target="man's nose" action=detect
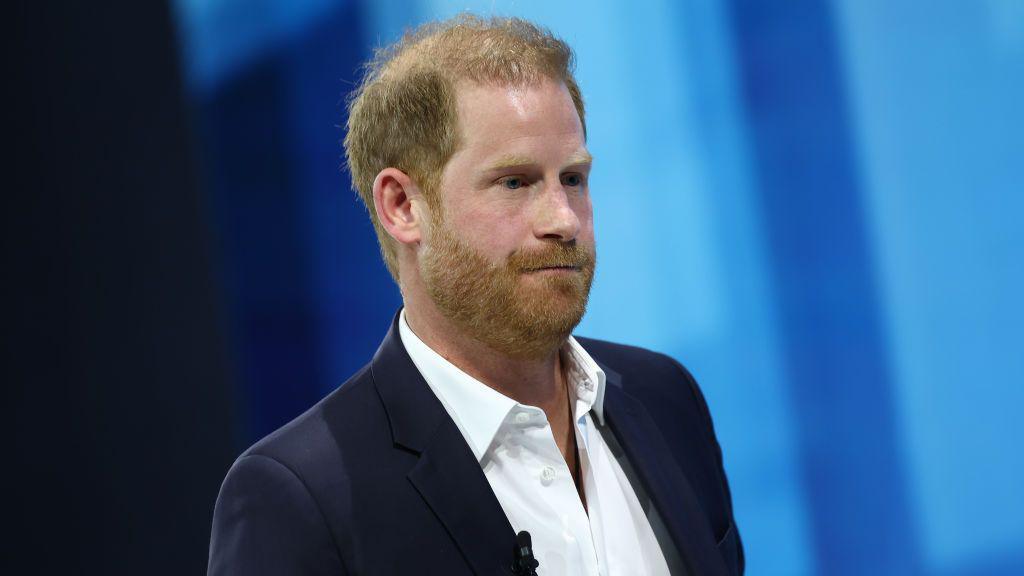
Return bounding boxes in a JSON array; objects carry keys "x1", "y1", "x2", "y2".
[{"x1": 533, "y1": 181, "x2": 582, "y2": 241}]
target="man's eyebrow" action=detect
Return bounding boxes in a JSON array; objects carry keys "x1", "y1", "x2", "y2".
[
  {"x1": 482, "y1": 150, "x2": 594, "y2": 172},
  {"x1": 566, "y1": 150, "x2": 594, "y2": 166},
  {"x1": 483, "y1": 154, "x2": 537, "y2": 172}
]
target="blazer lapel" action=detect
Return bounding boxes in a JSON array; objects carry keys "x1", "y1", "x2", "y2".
[
  {"x1": 407, "y1": 424, "x2": 517, "y2": 576},
  {"x1": 371, "y1": 312, "x2": 516, "y2": 576},
  {"x1": 600, "y1": 365, "x2": 729, "y2": 576}
]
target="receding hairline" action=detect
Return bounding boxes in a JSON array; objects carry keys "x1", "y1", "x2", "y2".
[{"x1": 364, "y1": 15, "x2": 576, "y2": 86}]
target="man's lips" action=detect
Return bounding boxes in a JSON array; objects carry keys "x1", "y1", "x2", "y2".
[{"x1": 523, "y1": 265, "x2": 582, "y2": 273}]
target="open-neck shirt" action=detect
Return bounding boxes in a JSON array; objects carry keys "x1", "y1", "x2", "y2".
[{"x1": 399, "y1": 309, "x2": 670, "y2": 575}]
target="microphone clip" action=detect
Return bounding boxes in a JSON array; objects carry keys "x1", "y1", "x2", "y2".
[{"x1": 511, "y1": 530, "x2": 540, "y2": 576}]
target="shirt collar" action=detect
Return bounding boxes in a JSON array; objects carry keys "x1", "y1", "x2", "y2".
[
  {"x1": 562, "y1": 335, "x2": 607, "y2": 425},
  {"x1": 398, "y1": 309, "x2": 607, "y2": 462}
]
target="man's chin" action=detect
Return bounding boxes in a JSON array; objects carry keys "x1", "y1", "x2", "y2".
[
  {"x1": 438, "y1": 291, "x2": 590, "y2": 360},
  {"x1": 513, "y1": 297, "x2": 588, "y2": 334},
  {"x1": 515, "y1": 270, "x2": 592, "y2": 325}
]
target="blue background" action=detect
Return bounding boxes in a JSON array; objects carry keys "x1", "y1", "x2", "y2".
[{"x1": 172, "y1": 1, "x2": 1024, "y2": 574}]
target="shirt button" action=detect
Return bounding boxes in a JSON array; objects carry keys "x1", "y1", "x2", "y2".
[
  {"x1": 514, "y1": 412, "x2": 530, "y2": 425},
  {"x1": 540, "y1": 466, "x2": 556, "y2": 485}
]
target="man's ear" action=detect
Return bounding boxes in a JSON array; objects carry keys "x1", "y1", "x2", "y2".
[{"x1": 373, "y1": 168, "x2": 427, "y2": 246}]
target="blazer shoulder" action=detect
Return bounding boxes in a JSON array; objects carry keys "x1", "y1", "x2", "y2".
[
  {"x1": 209, "y1": 368, "x2": 382, "y2": 576},
  {"x1": 574, "y1": 336, "x2": 699, "y2": 390},
  {"x1": 236, "y1": 363, "x2": 383, "y2": 477}
]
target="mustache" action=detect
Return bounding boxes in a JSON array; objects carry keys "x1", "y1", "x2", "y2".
[{"x1": 508, "y1": 242, "x2": 596, "y2": 272}]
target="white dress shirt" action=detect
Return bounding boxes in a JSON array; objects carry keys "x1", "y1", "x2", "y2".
[{"x1": 399, "y1": 310, "x2": 671, "y2": 576}]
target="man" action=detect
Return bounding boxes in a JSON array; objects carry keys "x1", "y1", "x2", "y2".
[{"x1": 208, "y1": 15, "x2": 742, "y2": 576}]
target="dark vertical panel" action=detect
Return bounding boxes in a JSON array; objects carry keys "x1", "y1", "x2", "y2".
[
  {"x1": 281, "y1": 5, "x2": 403, "y2": 398},
  {"x1": 10, "y1": 0, "x2": 235, "y2": 573},
  {"x1": 723, "y1": 2, "x2": 920, "y2": 574},
  {"x1": 199, "y1": 62, "x2": 326, "y2": 442},
  {"x1": 196, "y1": 1, "x2": 399, "y2": 444}
]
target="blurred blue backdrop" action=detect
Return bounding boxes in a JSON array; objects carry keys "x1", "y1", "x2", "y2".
[{"x1": 171, "y1": 1, "x2": 1024, "y2": 574}]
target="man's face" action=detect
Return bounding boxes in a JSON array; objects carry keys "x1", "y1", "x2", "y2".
[{"x1": 419, "y1": 78, "x2": 596, "y2": 359}]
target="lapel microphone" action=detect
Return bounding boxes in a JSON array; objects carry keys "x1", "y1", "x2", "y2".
[{"x1": 511, "y1": 531, "x2": 540, "y2": 576}]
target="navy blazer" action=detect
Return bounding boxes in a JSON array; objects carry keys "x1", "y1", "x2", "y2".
[{"x1": 208, "y1": 313, "x2": 743, "y2": 575}]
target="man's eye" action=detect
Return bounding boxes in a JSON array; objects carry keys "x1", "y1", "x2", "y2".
[
  {"x1": 501, "y1": 177, "x2": 524, "y2": 190},
  {"x1": 562, "y1": 174, "x2": 582, "y2": 187}
]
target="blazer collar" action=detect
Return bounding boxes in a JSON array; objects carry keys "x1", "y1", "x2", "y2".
[
  {"x1": 596, "y1": 358, "x2": 730, "y2": 576},
  {"x1": 370, "y1": 311, "x2": 516, "y2": 576}
]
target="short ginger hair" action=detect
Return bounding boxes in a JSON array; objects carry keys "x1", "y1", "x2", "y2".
[{"x1": 343, "y1": 14, "x2": 587, "y2": 282}]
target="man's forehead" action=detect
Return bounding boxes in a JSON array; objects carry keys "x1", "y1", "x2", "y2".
[{"x1": 445, "y1": 79, "x2": 588, "y2": 173}]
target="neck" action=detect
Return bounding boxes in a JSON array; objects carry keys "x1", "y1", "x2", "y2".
[{"x1": 403, "y1": 301, "x2": 568, "y2": 413}]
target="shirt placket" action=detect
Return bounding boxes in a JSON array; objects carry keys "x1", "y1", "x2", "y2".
[{"x1": 523, "y1": 408, "x2": 600, "y2": 576}]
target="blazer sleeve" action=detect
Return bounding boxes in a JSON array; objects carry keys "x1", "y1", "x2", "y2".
[
  {"x1": 207, "y1": 454, "x2": 347, "y2": 576},
  {"x1": 672, "y1": 357, "x2": 745, "y2": 575}
]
